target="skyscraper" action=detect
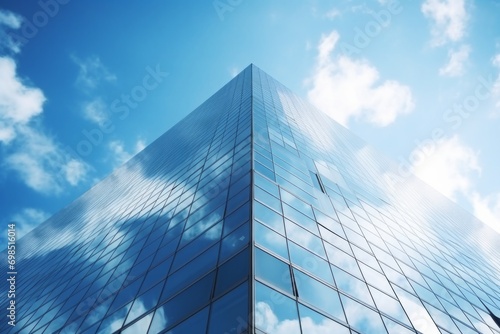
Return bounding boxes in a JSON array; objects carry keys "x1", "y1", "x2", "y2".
[{"x1": 2, "y1": 65, "x2": 499, "y2": 334}]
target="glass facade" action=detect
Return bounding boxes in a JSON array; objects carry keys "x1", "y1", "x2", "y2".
[{"x1": 1, "y1": 64, "x2": 499, "y2": 333}]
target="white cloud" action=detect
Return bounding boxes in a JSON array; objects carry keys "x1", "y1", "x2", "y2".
[
  {"x1": 0, "y1": 57, "x2": 46, "y2": 144},
  {"x1": 439, "y1": 44, "x2": 470, "y2": 77},
  {"x1": 421, "y1": 0, "x2": 468, "y2": 46},
  {"x1": 470, "y1": 192, "x2": 500, "y2": 234},
  {"x1": 11, "y1": 208, "x2": 50, "y2": 239},
  {"x1": 306, "y1": 30, "x2": 414, "y2": 127},
  {"x1": 325, "y1": 8, "x2": 340, "y2": 20},
  {"x1": 0, "y1": 56, "x2": 90, "y2": 194},
  {"x1": 71, "y1": 55, "x2": 116, "y2": 91},
  {"x1": 109, "y1": 139, "x2": 146, "y2": 166},
  {"x1": 0, "y1": 9, "x2": 23, "y2": 53},
  {"x1": 83, "y1": 98, "x2": 108, "y2": 126},
  {"x1": 5, "y1": 126, "x2": 90, "y2": 194},
  {"x1": 63, "y1": 159, "x2": 89, "y2": 186},
  {"x1": 411, "y1": 135, "x2": 480, "y2": 200}
]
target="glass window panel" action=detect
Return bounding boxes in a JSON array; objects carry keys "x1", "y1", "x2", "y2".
[
  {"x1": 340, "y1": 294, "x2": 387, "y2": 333},
  {"x1": 293, "y1": 269, "x2": 344, "y2": 321},
  {"x1": 125, "y1": 282, "x2": 162, "y2": 325},
  {"x1": 319, "y1": 226, "x2": 350, "y2": 253},
  {"x1": 255, "y1": 247, "x2": 293, "y2": 295},
  {"x1": 255, "y1": 186, "x2": 281, "y2": 213},
  {"x1": 309, "y1": 171, "x2": 324, "y2": 192},
  {"x1": 331, "y1": 266, "x2": 374, "y2": 307},
  {"x1": 208, "y1": 282, "x2": 249, "y2": 334},
  {"x1": 359, "y1": 262, "x2": 394, "y2": 297},
  {"x1": 107, "y1": 279, "x2": 142, "y2": 316},
  {"x1": 393, "y1": 285, "x2": 440, "y2": 334},
  {"x1": 285, "y1": 219, "x2": 326, "y2": 259},
  {"x1": 223, "y1": 201, "x2": 250, "y2": 236},
  {"x1": 410, "y1": 281, "x2": 444, "y2": 312},
  {"x1": 226, "y1": 186, "x2": 250, "y2": 215},
  {"x1": 282, "y1": 204, "x2": 318, "y2": 235},
  {"x1": 369, "y1": 286, "x2": 412, "y2": 327},
  {"x1": 214, "y1": 248, "x2": 249, "y2": 298},
  {"x1": 380, "y1": 263, "x2": 413, "y2": 292},
  {"x1": 149, "y1": 306, "x2": 209, "y2": 334},
  {"x1": 289, "y1": 241, "x2": 334, "y2": 285},
  {"x1": 139, "y1": 257, "x2": 172, "y2": 294},
  {"x1": 98, "y1": 300, "x2": 132, "y2": 334},
  {"x1": 161, "y1": 244, "x2": 218, "y2": 302},
  {"x1": 298, "y1": 303, "x2": 350, "y2": 334},
  {"x1": 325, "y1": 243, "x2": 362, "y2": 279},
  {"x1": 171, "y1": 222, "x2": 222, "y2": 272},
  {"x1": 219, "y1": 222, "x2": 249, "y2": 263},
  {"x1": 151, "y1": 240, "x2": 177, "y2": 268},
  {"x1": 254, "y1": 172, "x2": 280, "y2": 198},
  {"x1": 255, "y1": 162, "x2": 275, "y2": 181},
  {"x1": 314, "y1": 210, "x2": 344, "y2": 235},
  {"x1": 382, "y1": 316, "x2": 415, "y2": 334},
  {"x1": 280, "y1": 189, "x2": 314, "y2": 219},
  {"x1": 122, "y1": 312, "x2": 153, "y2": 334},
  {"x1": 255, "y1": 282, "x2": 300, "y2": 334},
  {"x1": 254, "y1": 201, "x2": 284, "y2": 234},
  {"x1": 255, "y1": 151, "x2": 274, "y2": 170},
  {"x1": 344, "y1": 228, "x2": 371, "y2": 252},
  {"x1": 254, "y1": 221, "x2": 289, "y2": 260},
  {"x1": 155, "y1": 272, "x2": 214, "y2": 330},
  {"x1": 180, "y1": 214, "x2": 222, "y2": 246}
]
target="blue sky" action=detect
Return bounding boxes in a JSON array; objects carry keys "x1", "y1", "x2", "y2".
[{"x1": 1, "y1": 0, "x2": 499, "y2": 249}]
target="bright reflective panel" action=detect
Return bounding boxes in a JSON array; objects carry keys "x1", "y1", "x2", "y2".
[
  {"x1": 255, "y1": 281, "x2": 301, "y2": 334},
  {"x1": 293, "y1": 269, "x2": 345, "y2": 322}
]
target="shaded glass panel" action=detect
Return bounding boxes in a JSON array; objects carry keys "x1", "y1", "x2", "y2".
[{"x1": 208, "y1": 282, "x2": 249, "y2": 334}]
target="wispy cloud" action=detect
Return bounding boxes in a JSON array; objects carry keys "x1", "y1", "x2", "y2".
[
  {"x1": 71, "y1": 55, "x2": 116, "y2": 92},
  {"x1": 108, "y1": 139, "x2": 146, "y2": 166},
  {"x1": 421, "y1": 0, "x2": 468, "y2": 46},
  {"x1": 5, "y1": 126, "x2": 90, "y2": 194},
  {"x1": 412, "y1": 135, "x2": 480, "y2": 200},
  {"x1": 83, "y1": 98, "x2": 108, "y2": 126},
  {"x1": 439, "y1": 44, "x2": 470, "y2": 77},
  {"x1": 324, "y1": 8, "x2": 341, "y2": 20},
  {"x1": 0, "y1": 57, "x2": 45, "y2": 143},
  {"x1": 306, "y1": 30, "x2": 414, "y2": 127},
  {"x1": 0, "y1": 56, "x2": 89, "y2": 194},
  {"x1": 0, "y1": 9, "x2": 23, "y2": 53}
]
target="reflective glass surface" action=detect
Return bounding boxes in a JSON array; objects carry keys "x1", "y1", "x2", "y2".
[
  {"x1": 250, "y1": 65, "x2": 500, "y2": 334},
  {"x1": 0, "y1": 66, "x2": 252, "y2": 333},
  {"x1": 1, "y1": 65, "x2": 499, "y2": 334}
]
